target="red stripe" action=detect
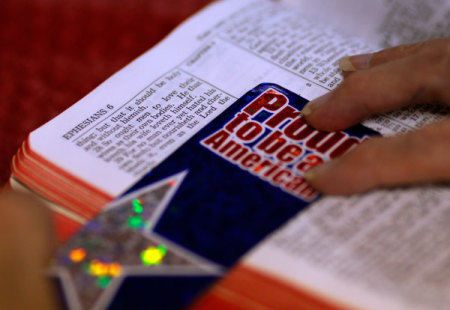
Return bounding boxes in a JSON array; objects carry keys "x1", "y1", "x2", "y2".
[{"x1": 11, "y1": 138, "x2": 115, "y2": 239}]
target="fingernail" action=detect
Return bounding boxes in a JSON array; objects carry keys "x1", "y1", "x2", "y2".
[
  {"x1": 339, "y1": 56, "x2": 356, "y2": 71},
  {"x1": 340, "y1": 53, "x2": 372, "y2": 71},
  {"x1": 302, "y1": 92, "x2": 332, "y2": 116},
  {"x1": 304, "y1": 169, "x2": 316, "y2": 182},
  {"x1": 305, "y1": 160, "x2": 336, "y2": 180},
  {"x1": 302, "y1": 105, "x2": 313, "y2": 116}
]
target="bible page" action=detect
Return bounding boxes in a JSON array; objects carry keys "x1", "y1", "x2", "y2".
[
  {"x1": 280, "y1": 0, "x2": 450, "y2": 48},
  {"x1": 245, "y1": 186, "x2": 450, "y2": 310},
  {"x1": 30, "y1": 0, "x2": 371, "y2": 196}
]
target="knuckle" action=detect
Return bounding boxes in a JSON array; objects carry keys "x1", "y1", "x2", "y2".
[
  {"x1": 417, "y1": 39, "x2": 450, "y2": 67},
  {"x1": 416, "y1": 119, "x2": 450, "y2": 146},
  {"x1": 341, "y1": 72, "x2": 370, "y2": 96},
  {"x1": 349, "y1": 139, "x2": 379, "y2": 164},
  {"x1": 413, "y1": 39, "x2": 450, "y2": 99},
  {"x1": 411, "y1": 120, "x2": 450, "y2": 178},
  {"x1": 372, "y1": 42, "x2": 422, "y2": 65},
  {"x1": 338, "y1": 72, "x2": 376, "y2": 115},
  {"x1": 371, "y1": 49, "x2": 390, "y2": 65},
  {"x1": 353, "y1": 140, "x2": 390, "y2": 184}
]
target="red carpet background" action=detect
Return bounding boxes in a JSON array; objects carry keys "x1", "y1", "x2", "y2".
[{"x1": 0, "y1": 0, "x2": 212, "y2": 185}]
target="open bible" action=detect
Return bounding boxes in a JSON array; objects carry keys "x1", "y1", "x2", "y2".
[{"x1": 10, "y1": 0, "x2": 450, "y2": 309}]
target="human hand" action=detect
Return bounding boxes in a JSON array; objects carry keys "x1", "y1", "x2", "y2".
[
  {"x1": 302, "y1": 38, "x2": 450, "y2": 194},
  {"x1": 0, "y1": 191, "x2": 58, "y2": 310}
]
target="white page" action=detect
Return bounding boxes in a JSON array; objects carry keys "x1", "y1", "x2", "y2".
[
  {"x1": 245, "y1": 186, "x2": 450, "y2": 310},
  {"x1": 280, "y1": 0, "x2": 450, "y2": 48}
]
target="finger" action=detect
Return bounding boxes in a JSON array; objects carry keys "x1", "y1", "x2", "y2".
[
  {"x1": 302, "y1": 42, "x2": 450, "y2": 131},
  {"x1": 0, "y1": 192, "x2": 58, "y2": 310},
  {"x1": 339, "y1": 41, "x2": 425, "y2": 71},
  {"x1": 304, "y1": 119, "x2": 450, "y2": 195}
]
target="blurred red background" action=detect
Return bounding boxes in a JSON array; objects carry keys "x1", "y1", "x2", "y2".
[{"x1": 0, "y1": 0, "x2": 213, "y2": 185}]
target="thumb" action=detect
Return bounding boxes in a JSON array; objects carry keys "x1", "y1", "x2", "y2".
[{"x1": 0, "y1": 191, "x2": 58, "y2": 310}]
